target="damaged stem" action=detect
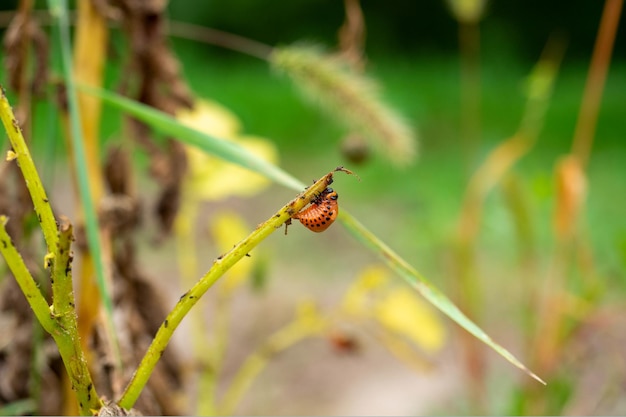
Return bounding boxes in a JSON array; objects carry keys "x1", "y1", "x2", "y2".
[{"x1": 118, "y1": 168, "x2": 349, "y2": 410}]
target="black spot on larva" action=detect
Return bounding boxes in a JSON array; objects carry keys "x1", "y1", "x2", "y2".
[
  {"x1": 164, "y1": 319, "x2": 169, "y2": 328},
  {"x1": 321, "y1": 221, "x2": 326, "y2": 225},
  {"x1": 326, "y1": 205, "x2": 331, "y2": 209},
  {"x1": 329, "y1": 211, "x2": 334, "y2": 215},
  {"x1": 326, "y1": 217, "x2": 331, "y2": 221}
]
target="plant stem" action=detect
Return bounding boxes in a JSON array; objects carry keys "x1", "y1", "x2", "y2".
[
  {"x1": 48, "y1": 0, "x2": 122, "y2": 367},
  {"x1": 0, "y1": 216, "x2": 56, "y2": 333},
  {"x1": 0, "y1": 87, "x2": 58, "y2": 252},
  {"x1": 219, "y1": 313, "x2": 327, "y2": 415},
  {"x1": 118, "y1": 169, "x2": 339, "y2": 410},
  {"x1": 571, "y1": 0, "x2": 623, "y2": 168},
  {"x1": 0, "y1": 216, "x2": 101, "y2": 414}
]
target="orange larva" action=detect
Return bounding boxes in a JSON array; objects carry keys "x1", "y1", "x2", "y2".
[{"x1": 293, "y1": 187, "x2": 339, "y2": 232}]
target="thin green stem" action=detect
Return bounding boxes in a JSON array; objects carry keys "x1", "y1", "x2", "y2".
[
  {"x1": 0, "y1": 216, "x2": 56, "y2": 333},
  {"x1": 118, "y1": 169, "x2": 339, "y2": 410},
  {"x1": 0, "y1": 87, "x2": 58, "y2": 252},
  {"x1": 0, "y1": 216, "x2": 102, "y2": 414},
  {"x1": 219, "y1": 313, "x2": 327, "y2": 415},
  {"x1": 48, "y1": 0, "x2": 121, "y2": 367}
]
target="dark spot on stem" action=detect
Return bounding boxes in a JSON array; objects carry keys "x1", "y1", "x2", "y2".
[
  {"x1": 245, "y1": 253, "x2": 251, "y2": 257},
  {"x1": 179, "y1": 291, "x2": 189, "y2": 301},
  {"x1": 43, "y1": 198, "x2": 49, "y2": 203},
  {"x1": 1, "y1": 240, "x2": 6, "y2": 249},
  {"x1": 164, "y1": 319, "x2": 169, "y2": 328}
]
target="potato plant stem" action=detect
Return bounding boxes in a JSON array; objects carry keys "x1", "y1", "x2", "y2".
[
  {"x1": 118, "y1": 169, "x2": 340, "y2": 410},
  {"x1": 0, "y1": 87, "x2": 58, "y2": 251}
]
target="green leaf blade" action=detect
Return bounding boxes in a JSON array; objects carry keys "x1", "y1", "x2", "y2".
[
  {"x1": 80, "y1": 85, "x2": 304, "y2": 191},
  {"x1": 338, "y1": 210, "x2": 546, "y2": 385}
]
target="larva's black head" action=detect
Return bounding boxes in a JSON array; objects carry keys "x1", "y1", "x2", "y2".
[{"x1": 324, "y1": 188, "x2": 338, "y2": 200}]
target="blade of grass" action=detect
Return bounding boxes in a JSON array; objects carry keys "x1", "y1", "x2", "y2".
[
  {"x1": 339, "y1": 211, "x2": 545, "y2": 385},
  {"x1": 47, "y1": 0, "x2": 121, "y2": 365},
  {"x1": 0, "y1": 399, "x2": 38, "y2": 416},
  {"x1": 82, "y1": 86, "x2": 545, "y2": 389},
  {"x1": 79, "y1": 84, "x2": 304, "y2": 191}
]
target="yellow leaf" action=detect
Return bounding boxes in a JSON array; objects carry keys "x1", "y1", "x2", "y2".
[
  {"x1": 342, "y1": 264, "x2": 391, "y2": 316},
  {"x1": 176, "y1": 99, "x2": 241, "y2": 139},
  {"x1": 375, "y1": 287, "x2": 446, "y2": 353},
  {"x1": 210, "y1": 212, "x2": 255, "y2": 293},
  {"x1": 176, "y1": 99, "x2": 279, "y2": 201},
  {"x1": 186, "y1": 136, "x2": 278, "y2": 200}
]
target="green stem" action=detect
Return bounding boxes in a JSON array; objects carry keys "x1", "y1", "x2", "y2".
[
  {"x1": 0, "y1": 216, "x2": 102, "y2": 414},
  {"x1": 0, "y1": 87, "x2": 58, "y2": 251},
  {"x1": 47, "y1": 0, "x2": 121, "y2": 368},
  {"x1": 0, "y1": 216, "x2": 56, "y2": 333},
  {"x1": 118, "y1": 169, "x2": 339, "y2": 410}
]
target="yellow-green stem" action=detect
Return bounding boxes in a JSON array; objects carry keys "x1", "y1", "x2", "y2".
[
  {"x1": 118, "y1": 169, "x2": 341, "y2": 410},
  {"x1": 0, "y1": 87, "x2": 58, "y2": 251},
  {"x1": 0, "y1": 216, "x2": 56, "y2": 333},
  {"x1": 219, "y1": 313, "x2": 327, "y2": 415},
  {"x1": 0, "y1": 216, "x2": 101, "y2": 414}
]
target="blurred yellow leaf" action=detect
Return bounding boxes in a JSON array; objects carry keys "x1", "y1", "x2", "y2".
[
  {"x1": 342, "y1": 264, "x2": 446, "y2": 355},
  {"x1": 375, "y1": 287, "x2": 446, "y2": 353},
  {"x1": 177, "y1": 99, "x2": 279, "y2": 200},
  {"x1": 210, "y1": 211, "x2": 255, "y2": 293},
  {"x1": 342, "y1": 264, "x2": 391, "y2": 316},
  {"x1": 177, "y1": 98, "x2": 241, "y2": 138}
]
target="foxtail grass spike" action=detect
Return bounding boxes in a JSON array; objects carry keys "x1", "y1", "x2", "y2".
[{"x1": 271, "y1": 44, "x2": 417, "y2": 166}]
